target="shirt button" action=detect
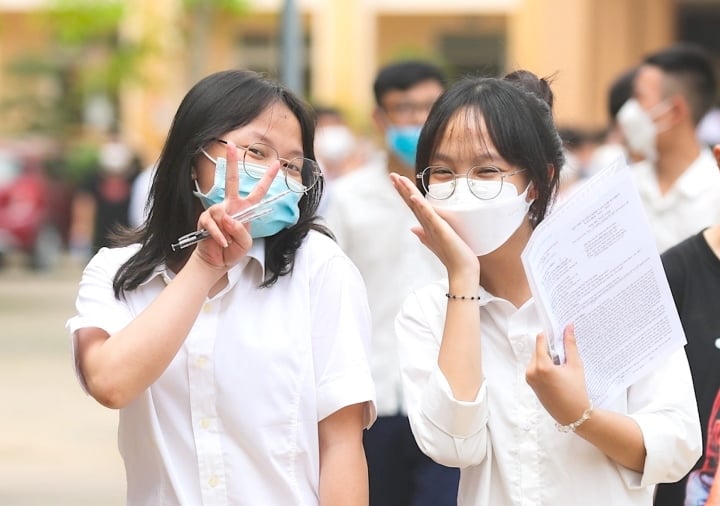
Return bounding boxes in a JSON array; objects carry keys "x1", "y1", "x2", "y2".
[
  {"x1": 208, "y1": 476, "x2": 219, "y2": 488},
  {"x1": 200, "y1": 418, "x2": 211, "y2": 429},
  {"x1": 195, "y1": 356, "x2": 208, "y2": 368},
  {"x1": 203, "y1": 303, "x2": 212, "y2": 313}
]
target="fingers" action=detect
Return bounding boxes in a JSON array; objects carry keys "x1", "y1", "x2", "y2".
[
  {"x1": 534, "y1": 332, "x2": 553, "y2": 367},
  {"x1": 224, "y1": 140, "x2": 240, "y2": 203},
  {"x1": 245, "y1": 159, "x2": 281, "y2": 205},
  {"x1": 200, "y1": 206, "x2": 230, "y2": 248},
  {"x1": 563, "y1": 323, "x2": 580, "y2": 365},
  {"x1": 713, "y1": 144, "x2": 720, "y2": 167}
]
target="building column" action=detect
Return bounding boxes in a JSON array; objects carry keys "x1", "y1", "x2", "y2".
[
  {"x1": 310, "y1": 0, "x2": 377, "y2": 130},
  {"x1": 119, "y1": 0, "x2": 187, "y2": 167}
]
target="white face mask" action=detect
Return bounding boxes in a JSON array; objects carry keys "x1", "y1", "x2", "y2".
[
  {"x1": 427, "y1": 179, "x2": 533, "y2": 256},
  {"x1": 314, "y1": 125, "x2": 355, "y2": 163},
  {"x1": 616, "y1": 98, "x2": 671, "y2": 163}
]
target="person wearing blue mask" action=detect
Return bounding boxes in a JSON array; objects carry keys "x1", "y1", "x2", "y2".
[
  {"x1": 323, "y1": 61, "x2": 459, "y2": 505},
  {"x1": 66, "y1": 70, "x2": 376, "y2": 505}
]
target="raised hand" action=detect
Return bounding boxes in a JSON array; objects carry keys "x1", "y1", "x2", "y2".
[
  {"x1": 389, "y1": 172, "x2": 479, "y2": 279},
  {"x1": 194, "y1": 140, "x2": 280, "y2": 270}
]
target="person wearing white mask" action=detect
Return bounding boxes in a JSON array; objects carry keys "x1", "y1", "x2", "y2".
[
  {"x1": 616, "y1": 42, "x2": 720, "y2": 253},
  {"x1": 313, "y1": 106, "x2": 367, "y2": 217},
  {"x1": 323, "y1": 60, "x2": 459, "y2": 505},
  {"x1": 390, "y1": 71, "x2": 700, "y2": 506}
]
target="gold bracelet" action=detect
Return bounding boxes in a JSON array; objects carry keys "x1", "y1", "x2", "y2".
[
  {"x1": 445, "y1": 293, "x2": 480, "y2": 300},
  {"x1": 555, "y1": 401, "x2": 593, "y2": 433}
]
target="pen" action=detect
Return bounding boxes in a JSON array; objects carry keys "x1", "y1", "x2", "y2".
[{"x1": 170, "y1": 190, "x2": 291, "y2": 251}]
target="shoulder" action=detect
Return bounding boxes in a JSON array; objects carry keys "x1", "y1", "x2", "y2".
[
  {"x1": 399, "y1": 279, "x2": 447, "y2": 320},
  {"x1": 661, "y1": 232, "x2": 702, "y2": 267},
  {"x1": 85, "y1": 244, "x2": 142, "y2": 274},
  {"x1": 298, "y1": 230, "x2": 354, "y2": 270}
]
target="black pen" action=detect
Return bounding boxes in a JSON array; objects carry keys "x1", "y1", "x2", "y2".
[{"x1": 170, "y1": 190, "x2": 291, "y2": 251}]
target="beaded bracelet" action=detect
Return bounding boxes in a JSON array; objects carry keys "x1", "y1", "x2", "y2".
[
  {"x1": 445, "y1": 293, "x2": 480, "y2": 301},
  {"x1": 555, "y1": 401, "x2": 594, "y2": 433}
]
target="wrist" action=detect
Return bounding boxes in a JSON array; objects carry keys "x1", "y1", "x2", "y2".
[
  {"x1": 555, "y1": 401, "x2": 593, "y2": 433},
  {"x1": 184, "y1": 253, "x2": 228, "y2": 285}
]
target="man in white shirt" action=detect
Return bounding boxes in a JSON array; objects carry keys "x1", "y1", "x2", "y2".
[
  {"x1": 323, "y1": 60, "x2": 459, "y2": 505},
  {"x1": 617, "y1": 42, "x2": 720, "y2": 252}
]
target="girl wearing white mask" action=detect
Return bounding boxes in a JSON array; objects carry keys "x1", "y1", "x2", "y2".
[{"x1": 389, "y1": 72, "x2": 700, "y2": 506}]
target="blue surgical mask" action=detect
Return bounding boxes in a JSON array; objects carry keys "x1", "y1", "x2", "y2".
[
  {"x1": 193, "y1": 150, "x2": 304, "y2": 238},
  {"x1": 385, "y1": 125, "x2": 422, "y2": 168}
]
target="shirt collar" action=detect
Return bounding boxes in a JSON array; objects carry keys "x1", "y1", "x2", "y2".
[
  {"x1": 138, "y1": 239, "x2": 267, "y2": 288},
  {"x1": 673, "y1": 148, "x2": 716, "y2": 198}
]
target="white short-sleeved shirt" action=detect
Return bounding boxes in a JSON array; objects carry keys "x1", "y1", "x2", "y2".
[
  {"x1": 323, "y1": 154, "x2": 445, "y2": 416},
  {"x1": 632, "y1": 149, "x2": 720, "y2": 253},
  {"x1": 395, "y1": 280, "x2": 701, "y2": 506},
  {"x1": 67, "y1": 231, "x2": 377, "y2": 506}
]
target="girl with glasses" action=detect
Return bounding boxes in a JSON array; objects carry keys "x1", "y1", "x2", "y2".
[
  {"x1": 67, "y1": 70, "x2": 375, "y2": 505},
  {"x1": 389, "y1": 70, "x2": 700, "y2": 506}
]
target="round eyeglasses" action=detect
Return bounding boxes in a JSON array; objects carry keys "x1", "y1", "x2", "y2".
[
  {"x1": 216, "y1": 139, "x2": 322, "y2": 193},
  {"x1": 416, "y1": 165, "x2": 527, "y2": 200}
]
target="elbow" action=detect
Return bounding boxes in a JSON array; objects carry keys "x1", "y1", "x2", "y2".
[{"x1": 84, "y1": 372, "x2": 134, "y2": 409}]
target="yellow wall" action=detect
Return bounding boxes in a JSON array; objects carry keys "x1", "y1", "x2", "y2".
[
  {"x1": 508, "y1": 0, "x2": 675, "y2": 128},
  {"x1": 0, "y1": 0, "x2": 681, "y2": 160}
]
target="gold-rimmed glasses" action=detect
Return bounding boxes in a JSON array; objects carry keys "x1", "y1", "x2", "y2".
[
  {"x1": 416, "y1": 166, "x2": 527, "y2": 200},
  {"x1": 216, "y1": 139, "x2": 322, "y2": 192}
]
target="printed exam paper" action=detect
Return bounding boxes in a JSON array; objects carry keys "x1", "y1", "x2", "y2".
[{"x1": 521, "y1": 159, "x2": 685, "y2": 407}]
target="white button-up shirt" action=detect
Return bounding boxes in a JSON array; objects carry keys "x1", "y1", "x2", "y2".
[
  {"x1": 632, "y1": 148, "x2": 720, "y2": 253},
  {"x1": 396, "y1": 280, "x2": 701, "y2": 506},
  {"x1": 67, "y1": 231, "x2": 376, "y2": 505},
  {"x1": 323, "y1": 154, "x2": 445, "y2": 416}
]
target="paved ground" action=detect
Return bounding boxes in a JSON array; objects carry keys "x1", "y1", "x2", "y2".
[{"x1": 0, "y1": 254, "x2": 125, "y2": 505}]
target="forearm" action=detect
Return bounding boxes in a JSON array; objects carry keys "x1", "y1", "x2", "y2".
[
  {"x1": 318, "y1": 403, "x2": 369, "y2": 506},
  {"x1": 81, "y1": 255, "x2": 223, "y2": 407},
  {"x1": 319, "y1": 440, "x2": 368, "y2": 506},
  {"x1": 575, "y1": 408, "x2": 646, "y2": 472},
  {"x1": 438, "y1": 272, "x2": 483, "y2": 401}
]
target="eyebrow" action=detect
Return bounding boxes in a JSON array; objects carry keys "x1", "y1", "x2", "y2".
[
  {"x1": 431, "y1": 150, "x2": 504, "y2": 166},
  {"x1": 218, "y1": 134, "x2": 304, "y2": 159}
]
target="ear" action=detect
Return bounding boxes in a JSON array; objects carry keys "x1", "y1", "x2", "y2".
[
  {"x1": 669, "y1": 94, "x2": 689, "y2": 124},
  {"x1": 713, "y1": 144, "x2": 720, "y2": 169}
]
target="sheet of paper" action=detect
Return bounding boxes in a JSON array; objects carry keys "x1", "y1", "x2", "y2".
[{"x1": 521, "y1": 157, "x2": 686, "y2": 407}]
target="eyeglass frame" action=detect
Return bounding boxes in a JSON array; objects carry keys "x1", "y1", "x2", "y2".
[
  {"x1": 416, "y1": 165, "x2": 527, "y2": 200},
  {"x1": 215, "y1": 138, "x2": 323, "y2": 192}
]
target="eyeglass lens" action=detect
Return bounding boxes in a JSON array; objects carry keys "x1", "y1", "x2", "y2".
[
  {"x1": 423, "y1": 166, "x2": 505, "y2": 200},
  {"x1": 240, "y1": 142, "x2": 321, "y2": 192}
]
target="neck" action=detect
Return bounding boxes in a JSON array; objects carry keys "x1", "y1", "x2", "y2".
[
  {"x1": 655, "y1": 126, "x2": 701, "y2": 194},
  {"x1": 479, "y1": 221, "x2": 533, "y2": 307}
]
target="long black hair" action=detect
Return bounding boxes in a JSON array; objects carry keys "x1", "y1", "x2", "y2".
[
  {"x1": 415, "y1": 72, "x2": 563, "y2": 226},
  {"x1": 112, "y1": 70, "x2": 328, "y2": 298}
]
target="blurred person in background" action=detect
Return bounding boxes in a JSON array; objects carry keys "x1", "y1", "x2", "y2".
[
  {"x1": 69, "y1": 136, "x2": 139, "y2": 258},
  {"x1": 313, "y1": 105, "x2": 368, "y2": 216},
  {"x1": 66, "y1": 70, "x2": 376, "y2": 505},
  {"x1": 583, "y1": 66, "x2": 640, "y2": 179},
  {"x1": 616, "y1": 42, "x2": 720, "y2": 252},
  {"x1": 323, "y1": 60, "x2": 460, "y2": 505},
  {"x1": 655, "y1": 143, "x2": 720, "y2": 506}
]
